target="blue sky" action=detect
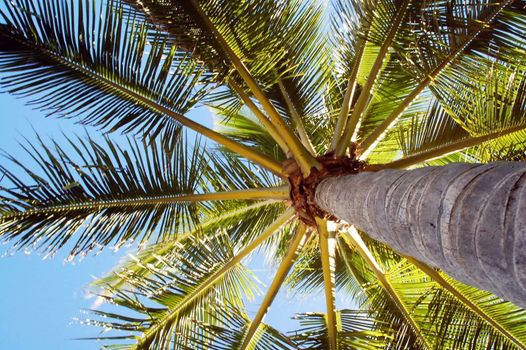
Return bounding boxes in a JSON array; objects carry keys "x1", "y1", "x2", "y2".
[{"x1": 0, "y1": 92, "x2": 344, "y2": 349}]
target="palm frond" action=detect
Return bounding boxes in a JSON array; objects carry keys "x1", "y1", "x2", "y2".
[
  {"x1": 85, "y1": 230, "x2": 260, "y2": 349},
  {"x1": 380, "y1": 61, "x2": 526, "y2": 168},
  {"x1": 240, "y1": 224, "x2": 310, "y2": 350},
  {"x1": 1, "y1": 133, "x2": 207, "y2": 256},
  {"x1": 342, "y1": 228, "x2": 433, "y2": 348},
  {"x1": 334, "y1": 0, "x2": 412, "y2": 155},
  {"x1": 285, "y1": 233, "x2": 368, "y2": 302},
  {"x1": 122, "y1": 0, "x2": 324, "y2": 174},
  {"x1": 214, "y1": 106, "x2": 287, "y2": 161},
  {"x1": 0, "y1": 0, "x2": 288, "y2": 174},
  {"x1": 358, "y1": 0, "x2": 518, "y2": 157},
  {"x1": 342, "y1": 229, "x2": 526, "y2": 349},
  {"x1": 94, "y1": 204, "x2": 293, "y2": 293},
  {"x1": 397, "y1": 101, "x2": 467, "y2": 156},
  {"x1": 126, "y1": 0, "x2": 331, "y2": 121},
  {"x1": 383, "y1": 259, "x2": 526, "y2": 349},
  {"x1": 188, "y1": 301, "x2": 297, "y2": 350},
  {"x1": 409, "y1": 257, "x2": 526, "y2": 349},
  {"x1": 434, "y1": 60, "x2": 526, "y2": 135},
  {"x1": 316, "y1": 218, "x2": 338, "y2": 350},
  {"x1": 401, "y1": 1, "x2": 526, "y2": 79},
  {"x1": 290, "y1": 310, "x2": 394, "y2": 350},
  {"x1": 0, "y1": 0, "x2": 214, "y2": 145},
  {"x1": 261, "y1": 1, "x2": 332, "y2": 149}
]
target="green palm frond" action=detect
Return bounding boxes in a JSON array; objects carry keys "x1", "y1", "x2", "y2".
[
  {"x1": 401, "y1": 1, "x2": 526, "y2": 78},
  {"x1": 240, "y1": 223, "x2": 310, "y2": 350},
  {"x1": 330, "y1": 0, "x2": 372, "y2": 77},
  {"x1": 385, "y1": 60, "x2": 526, "y2": 167},
  {"x1": 122, "y1": 0, "x2": 287, "y2": 82},
  {"x1": 290, "y1": 310, "x2": 394, "y2": 350},
  {"x1": 354, "y1": 66, "x2": 420, "y2": 145},
  {"x1": 261, "y1": 1, "x2": 331, "y2": 125},
  {"x1": 434, "y1": 60, "x2": 526, "y2": 135},
  {"x1": 94, "y1": 201, "x2": 291, "y2": 291},
  {"x1": 121, "y1": 0, "x2": 329, "y2": 170},
  {"x1": 475, "y1": 136, "x2": 526, "y2": 162},
  {"x1": 0, "y1": 131, "x2": 290, "y2": 256},
  {"x1": 343, "y1": 231, "x2": 526, "y2": 349},
  {"x1": 205, "y1": 147, "x2": 285, "y2": 195},
  {"x1": 124, "y1": 0, "x2": 330, "y2": 107},
  {"x1": 333, "y1": 0, "x2": 416, "y2": 155},
  {"x1": 0, "y1": 133, "x2": 204, "y2": 255},
  {"x1": 121, "y1": 0, "x2": 228, "y2": 76},
  {"x1": 396, "y1": 101, "x2": 468, "y2": 159},
  {"x1": 285, "y1": 231, "x2": 402, "y2": 304},
  {"x1": 381, "y1": 259, "x2": 526, "y2": 349},
  {"x1": 187, "y1": 301, "x2": 297, "y2": 350},
  {"x1": 0, "y1": 0, "x2": 213, "y2": 144},
  {"x1": 86, "y1": 230, "x2": 261, "y2": 349},
  {"x1": 357, "y1": 0, "x2": 520, "y2": 158},
  {"x1": 214, "y1": 106, "x2": 287, "y2": 161}
]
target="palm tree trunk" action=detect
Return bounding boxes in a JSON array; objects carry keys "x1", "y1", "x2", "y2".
[{"x1": 315, "y1": 162, "x2": 526, "y2": 308}]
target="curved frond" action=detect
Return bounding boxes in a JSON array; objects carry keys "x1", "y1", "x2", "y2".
[
  {"x1": 0, "y1": 0, "x2": 213, "y2": 144},
  {"x1": 86, "y1": 230, "x2": 261, "y2": 349},
  {"x1": 358, "y1": 0, "x2": 520, "y2": 157},
  {"x1": 0, "y1": 133, "x2": 280, "y2": 255},
  {"x1": 215, "y1": 106, "x2": 287, "y2": 161},
  {"x1": 240, "y1": 223, "x2": 309, "y2": 350},
  {"x1": 95, "y1": 203, "x2": 293, "y2": 292},
  {"x1": 188, "y1": 301, "x2": 297, "y2": 350},
  {"x1": 342, "y1": 228, "x2": 526, "y2": 349},
  {"x1": 376, "y1": 61, "x2": 526, "y2": 168},
  {"x1": 290, "y1": 310, "x2": 394, "y2": 350}
]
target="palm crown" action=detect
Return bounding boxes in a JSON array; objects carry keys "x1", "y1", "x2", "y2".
[{"x1": 1, "y1": 0, "x2": 526, "y2": 349}]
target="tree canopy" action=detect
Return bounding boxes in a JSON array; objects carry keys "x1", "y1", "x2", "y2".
[{"x1": 1, "y1": 0, "x2": 526, "y2": 349}]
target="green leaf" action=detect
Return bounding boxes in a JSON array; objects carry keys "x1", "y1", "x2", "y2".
[
  {"x1": 290, "y1": 310, "x2": 394, "y2": 350},
  {"x1": 0, "y1": 0, "x2": 213, "y2": 144},
  {"x1": 0, "y1": 133, "x2": 207, "y2": 255},
  {"x1": 86, "y1": 230, "x2": 262, "y2": 349}
]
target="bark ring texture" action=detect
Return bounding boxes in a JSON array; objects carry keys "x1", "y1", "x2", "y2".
[{"x1": 315, "y1": 162, "x2": 526, "y2": 308}]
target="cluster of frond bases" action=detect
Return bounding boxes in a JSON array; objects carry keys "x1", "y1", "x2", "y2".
[{"x1": 1, "y1": 0, "x2": 526, "y2": 349}]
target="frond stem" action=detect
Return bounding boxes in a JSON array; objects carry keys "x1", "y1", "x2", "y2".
[
  {"x1": 2, "y1": 187, "x2": 290, "y2": 220},
  {"x1": 331, "y1": 63, "x2": 362, "y2": 151},
  {"x1": 334, "y1": 0, "x2": 412, "y2": 156},
  {"x1": 42, "y1": 52, "x2": 284, "y2": 177},
  {"x1": 277, "y1": 79, "x2": 317, "y2": 154},
  {"x1": 187, "y1": 0, "x2": 321, "y2": 175},
  {"x1": 316, "y1": 217, "x2": 338, "y2": 350},
  {"x1": 366, "y1": 122, "x2": 526, "y2": 170},
  {"x1": 0, "y1": 31, "x2": 284, "y2": 176},
  {"x1": 406, "y1": 256, "x2": 526, "y2": 349},
  {"x1": 341, "y1": 226, "x2": 432, "y2": 349},
  {"x1": 228, "y1": 79, "x2": 291, "y2": 154},
  {"x1": 240, "y1": 222, "x2": 309, "y2": 350},
  {"x1": 93, "y1": 200, "x2": 283, "y2": 290}
]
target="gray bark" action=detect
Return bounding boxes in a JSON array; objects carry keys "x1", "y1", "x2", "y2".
[{"x1": 315, "y1": 162, "x2": 526, "y2": 308}]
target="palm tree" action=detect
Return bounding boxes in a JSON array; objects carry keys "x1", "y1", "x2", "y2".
[{"x1": 1, "y1": 0, "x2": 526, "y2": 348}]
